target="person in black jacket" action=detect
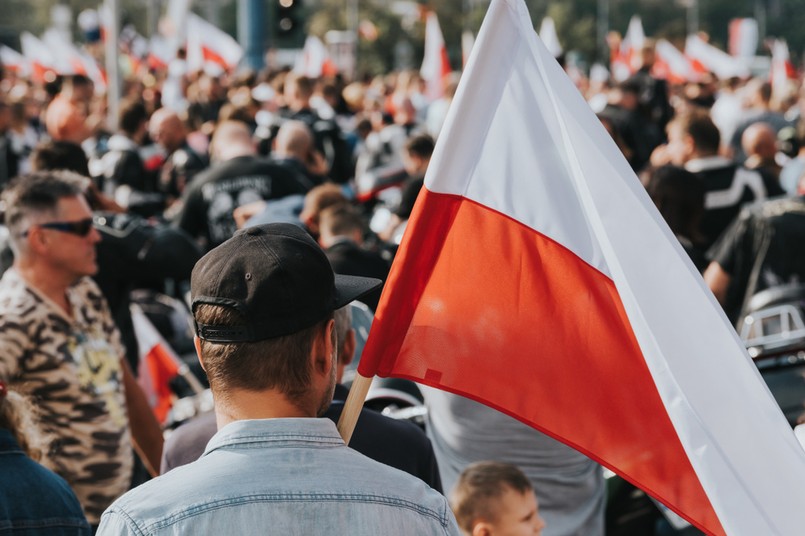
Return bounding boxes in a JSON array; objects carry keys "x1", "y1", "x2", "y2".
[
  {"x1": 97, "y1": 100, "x2": 164, "y2": 217},
  {"x1": 280, "y1": 74, "x2": 353, "y2": 184},
  {"x1": 318, "y1": 203, "x2": 390, "y2": 311},
  {"x1": 173, "y1": 120, "x2": 309, "y2": 251}
]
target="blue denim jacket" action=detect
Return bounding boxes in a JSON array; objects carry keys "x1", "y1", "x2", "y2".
[
  {"x1": 0, "y1": 429, "x2": 91, "y2": 535},
  {"x1": 98, "y1": 418, "x2": 460, "y2": 535}
]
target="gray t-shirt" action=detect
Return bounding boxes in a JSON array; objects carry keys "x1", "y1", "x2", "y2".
[{"x1": 424, "y1": 388, "x2": 605, "y2": 536}]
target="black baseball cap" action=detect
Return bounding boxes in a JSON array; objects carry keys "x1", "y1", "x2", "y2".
[{"x1": 191, "y1": 223, "x2": 383, "y2": 342}]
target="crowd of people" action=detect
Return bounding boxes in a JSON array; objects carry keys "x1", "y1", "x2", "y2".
[{"x1": 0, "y1": 31, "x2": 804, "y2": 535}]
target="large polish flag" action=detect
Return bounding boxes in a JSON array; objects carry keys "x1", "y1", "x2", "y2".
[
  {"x1": 355, "y1": 0, "x2": 805, "y2": 534},
  {"x1": 420, "y1": 10, "x2": 451, "y2": 102}
]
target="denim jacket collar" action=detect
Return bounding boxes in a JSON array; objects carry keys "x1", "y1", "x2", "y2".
[{"x1": 203, "y1": 418, "x2": 345, "y2": 457}]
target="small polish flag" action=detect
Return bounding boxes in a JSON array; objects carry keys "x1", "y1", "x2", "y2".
[
  {"x1": 186, "y1": 13, "x2": 243, "y2": 73},
  {"x1": 420, "y1": 10, "x2": 451, "y2": 102},
  {"x1": 131, "y1": 305, "x2": 182, "y2": 424},
  {"x1": 728, "y1": 18, "x2": 759, "y2": 58}
]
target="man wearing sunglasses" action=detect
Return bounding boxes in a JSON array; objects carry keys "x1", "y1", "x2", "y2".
[{"x1": 0, "y1": 171, "x2": 163, "y2": 529}]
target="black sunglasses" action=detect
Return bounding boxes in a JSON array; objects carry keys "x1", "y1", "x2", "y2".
[{"x1": 23, "y1": 218, "x2": 95, "y2": 237}]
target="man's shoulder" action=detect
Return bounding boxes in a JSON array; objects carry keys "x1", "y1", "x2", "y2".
[
  {"x1": 174, "y1": 143, "x2": 207, "y2": 169},
  {"x1": 70, "y1": 276, "x2": 108, "y2": 305},
  {"x1": 200, "y1": 156, "x2": 284, "y2": 182},
  {"x1": 0, "y1": 270, "x2": 40, "y2": 318},
  {"x1": 102, "y1": 426, "x2": 456, "y2": 535},
  {"x1": 354, "y1": 405, "x2": 431, "y2": 448}
]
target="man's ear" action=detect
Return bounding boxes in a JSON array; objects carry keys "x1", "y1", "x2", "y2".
[
  {"x1": 684, "y1": 133, "x2": 696, "y2": 158},
  {"x1": 340, "y1": 328, "x2": 356, "y2": 367},
  {"x1": 26, "y1": 227, "x2": 48, "y2": 255},
  {"x1": 194, "y1": 336, "x2": 207, "y2": 372},
  {"x1": 312, "y1": 319, "x2": 336, "y2": 375}
]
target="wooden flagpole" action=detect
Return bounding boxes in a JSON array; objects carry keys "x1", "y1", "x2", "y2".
[{"x1": 336, "y1": 373, "x2": 373, "y2": 444}]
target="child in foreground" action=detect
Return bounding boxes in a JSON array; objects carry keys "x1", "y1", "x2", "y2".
[{"x1": 450, "y1": 461, "x2": 546, "y2": 536}]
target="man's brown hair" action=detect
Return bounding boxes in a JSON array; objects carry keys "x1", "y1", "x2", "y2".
[
  {"x1": 668, "y1": 109, "x2": 720, "y2": 156},
  {"x1": 195, "y1": 303, "x2": 332, "y2": 407}
]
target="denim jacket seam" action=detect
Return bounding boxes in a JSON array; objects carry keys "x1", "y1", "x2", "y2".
[
  {"x1": 139, "y1": 493, "x2": 450, "y2": 532},
  {"x1": 108, "y1": 507, "x2": 148, "y2": 536},
  {"x1": 206, "y1": 434, "x2": 343, "y2": 454}
]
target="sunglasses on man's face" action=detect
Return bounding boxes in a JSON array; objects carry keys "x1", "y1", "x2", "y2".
[{"x1": 23, "y1": 218, "x2": 95, "y2": 237}]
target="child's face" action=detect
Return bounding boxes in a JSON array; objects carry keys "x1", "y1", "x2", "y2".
[{"x1": 486, "y1": 487, "x2": 545, "y2": 536}]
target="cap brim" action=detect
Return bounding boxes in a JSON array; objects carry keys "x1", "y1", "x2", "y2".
[{"x1": 334, "y1": 274, "x2": 384, "y2": 309}]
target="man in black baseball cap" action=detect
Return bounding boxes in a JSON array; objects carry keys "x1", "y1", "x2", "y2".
[
  {"x1": 98, "y1": 223, "x2": 461, "y2": 535},
  {"x1": 189, "y1": 222, "x2": 382, "y2": 418}
]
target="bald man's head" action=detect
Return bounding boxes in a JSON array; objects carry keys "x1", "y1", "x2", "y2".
[
  {"x1": 742, "y1": 122, "x2": 777, "y2": 161},
  {"x1": 210, "y1": 120, "x2": 256, "y2": 162},
  {"x1": 274, "y1": 120, "x2": 314, "y2": 161},
  {"x1": 149, "y1": 108, "x2": 187, "y2": 153}
]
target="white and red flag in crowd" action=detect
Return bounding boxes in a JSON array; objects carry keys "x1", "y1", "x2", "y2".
[
  {"x1": 611, "y1": 15, "x2": 644, "y2": 81},
  {"x1": 146, "y1": 35, "x2": 172, "y2": 70},
  {"x1": 420, "y1": 10, "x2": 451, "y2": 101},
  {"x1": 0, "y1": 44, "x2": 30, "y2": 76},
  {"x1": 685, "y1": 33, "x2": 749, "y2": 80},
  {"x1": 538, "y1": 16, "x2": 562, "y2": 58},
  {"x1": 186, "y1": 13, "x2": 243, "y2": 73},
  {"x1": 294, "y1": 35, "x2": 337, "y2": 78},
  {"x1": 354, "y1": 0, "x2": 805, "y2": 534},
  {"x1": 653, "y1": 39, "x2": 703, "y2": 84},
  {"x1": 41, "y1": 29, "x2": 107, "y2": 91},
  {"x1": 770, "y1": 38, "x2": 797, "y2": 101},
  {"x1": 131, "y1": 305, "x2": 181, "y2": 424},
  {"x1": 20, "y1": 32, "x2": 56, "y2": 82},
  {"x1": 728, "y1": 18, "x2": 759, "y2": 58}
]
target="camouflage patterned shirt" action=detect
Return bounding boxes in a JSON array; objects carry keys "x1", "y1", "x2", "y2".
[{"x1": 0, "y1": 269, "x2": 133, "y2": 524}]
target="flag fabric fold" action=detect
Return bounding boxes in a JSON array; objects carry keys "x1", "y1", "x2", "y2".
[{"x1": 358, "y1": 0, "x2": 805, "y2": 534}]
